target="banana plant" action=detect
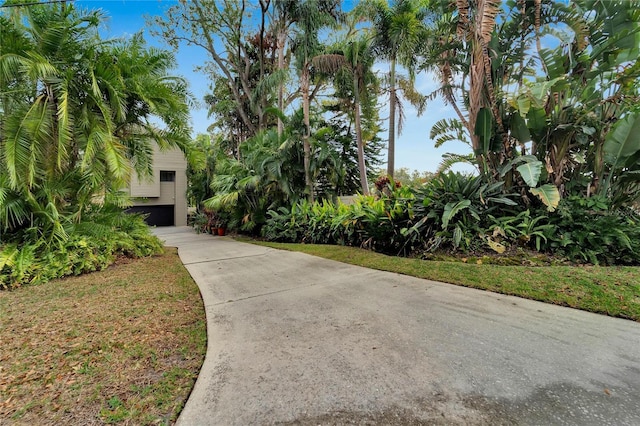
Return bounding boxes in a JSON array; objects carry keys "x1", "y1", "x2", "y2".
[
  {"x1": 499, "y1": 154, "x2": 561, "y2": 212},
  {"x1": 602, "y1": 112, "x2": 640, "y2": 205}
]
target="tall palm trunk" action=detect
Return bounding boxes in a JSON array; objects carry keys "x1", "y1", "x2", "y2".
[
  {"x1": 301, "y1": 63, "x2": 314, "y2": 202},
  {"x1": 387, "y1": 57, "x2": 396, "y2": 178},
  {"x1": 45, "y1": 82, "x2": 61, "y2": 179},
  {"x1": 462, "y1": 0, "x2": 501, "y2": 175},
  {"x1": 468, "y1": 42, "x2": 484, "y2": 155},
  {"x1": 353, "y1": 72, "x2": 370, "y2": 195},
  {"x1": 277, "y1": 30, "x2": 286, "y2": 137}
]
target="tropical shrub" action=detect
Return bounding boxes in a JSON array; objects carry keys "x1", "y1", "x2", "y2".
[
  {"x1": 339, "y1": 188, "x2": 415, "y2": 254},
  {"x1": 0, "y1": 3, "x2": 188, "y2": 290},
  {"x1": 487, "y1": 209, "x2": 556, "y2": 252},
  {"x1": 0, "y1": 5, "x2": 191, "y2": 243},
  {"x1": 263, "y1": 171, "x2": 640, "y2": 265},
  {"x1": 263, "y1": 184, "x2": 417, "y2": 255},
  {"x1": 263, "y1": 201, "x2": 343, "y2": 245},
  {"x1": 545, "y1": 196, "x2": 640, "y2": 265},
  {"x1": 0, "y1": 211, "x2": 162, "y2": 290},
  {"x1": 262, "y1": 206, "x2": 304, "y2": 243},
  {"x1": 406, "y1": 172, "x2": 521, "y2": 252}
]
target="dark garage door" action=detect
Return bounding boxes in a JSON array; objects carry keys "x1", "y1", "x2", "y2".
[{"x1": 127, "y1": 205, "x2": 174, "y2": 226}]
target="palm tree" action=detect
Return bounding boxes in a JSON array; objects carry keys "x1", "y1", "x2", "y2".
[
  {"x1": 111, "y1": 33, "x2": 191, "y2": 178},
  {"x1": 455, "y1": 0, "x2": 503, "y2": 161},
  {"x1": 420, "y1": 0, "x2": 525, "y2": 177},
  {"x1": 271, "y1": 0, "x2": 297, "y2": 138},
  {"x1": 291, "y1": 0, "x2": 342, "y2": 202},
  {"x1": 0, "y1": 3, "x2": 190, "y2": 239},
  {"x1": 358, "y1": 0, "x2": 430, "y2": 178},
  {"x1": 317, "y1": 37, "x2": 379, "y2": 195},
  {"x1": 1, "y1": 4, "x2": 113, "y2": 239},
  {"x1": 347, "y1": 39, "x2": 375, "y2": 196}
]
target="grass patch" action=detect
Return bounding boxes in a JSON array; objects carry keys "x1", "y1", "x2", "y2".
[
  {"x1": 248, "y1": 240, "x2": 640, "y2": 322},
  {"x1": 0, "y1": 248, "x2": 206, "y2": 425}
]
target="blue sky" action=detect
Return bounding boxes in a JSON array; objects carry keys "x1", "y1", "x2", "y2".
[{"x1": 76, "y1": 0, "x2": 473, "y2": 174}]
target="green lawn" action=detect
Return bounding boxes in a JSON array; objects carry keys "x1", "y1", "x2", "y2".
[
  {"x1": 248, "y1": 241, "x2": 640, "y2": 322},
  {"x1": 0, "y1": 248, "x2": 206, "y2": 425}
]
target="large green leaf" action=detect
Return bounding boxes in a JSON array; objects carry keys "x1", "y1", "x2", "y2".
[
  {"x1": 441, "y1": 199, "x2": 471, "y2": 229},
  {"x1": 499, "y1": 155, "x2": 538, "y2": 177},
  {"x1": 510, "y1": 112, "x2": 531, "y2": 143},
  {"x1": 528, "y1": 76, "x2": 565, "y2": 105},
  {"x1": 517, "y1": 96, "x2": 530, "y2": 116},
  {"x1": 604, "y1": 112, "x2": 640, "y2": 170},
  {"x1": 530, "y1": 184, "x2": 560, "y2": 212},
  {"x1": 527, "y1": 107, "x2": 547, "y2": 140},
  {"x1": 474, "y1": 108, "x2": 493, "y2": 154},
  {"x1": 538, "y1": 50, "x2": 565, "y2": 80},
  {"x1": 516, "y1": 160, "x2": 543, "y2": 187}
]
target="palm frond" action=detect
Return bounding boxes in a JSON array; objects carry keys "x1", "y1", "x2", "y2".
[
  {"x1": 0, "y1": 185, "x2": 29, "y2": 232},
  {"x1": 430, "y1": 118, "x2": 470, "y2": 147},
  {"x1": 204, "y1": 192, "x2": 240, "y2": 210},
  {"x1": 251, "y1": 68, "x2": 290, "y2": 107},
  {"x1": 102, "y1": 137, "x2": 131, "y2": 184},
  {"x1": 55, "y1": 78, "x2": 72, "y2": 171},
  {"x1": 436, "y1": 153, "x2": 477, "y2": 175},
  {"x1": 480, "y1": 0, "x2": 501, "y2": 45},
  {"x1": 456, "y1": 0, "x2": 470, "y2": 38},
  {"x1": 396, "y1": 75, "x2": 428, "y2": 115}
]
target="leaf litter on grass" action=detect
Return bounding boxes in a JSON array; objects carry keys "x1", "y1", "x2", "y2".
[{"x1": 0, "y1": 248, "x2": 206, "y2": 425}]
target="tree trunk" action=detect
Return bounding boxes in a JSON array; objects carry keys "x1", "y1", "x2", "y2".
[
  {"x1": 468, "y1": 42, "x2": 484, "y2": 154},
  {"x1": 354, "y1": 73, "x2": 370, "y2": 196},
  {"x1": 387, "y1": 58, "x2": 396, "y2": 178},
  {"x1": 45, "y1": 82, "x2": 60, "y2": 178},
  {"x1": 258, "y1": 0, "x2": 268, "y2": 131},
  {"x1": 277, "y1": 30, "x2": 286, "y2": 137},
  {"x1": 468, "y1": 41, "x2": 487, "y2": 173},
  {"x1": 302, "y1": 64, "x2": 314, "y2": 202}
]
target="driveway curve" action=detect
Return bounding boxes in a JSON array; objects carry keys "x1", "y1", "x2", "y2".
[{"x1": 154, "y1": 227, "x2": 640, "y2": 426}]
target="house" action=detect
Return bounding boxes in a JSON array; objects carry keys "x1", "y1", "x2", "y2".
[{"x1": 127, "y1": 144, "x2": 188, "y2": 226}]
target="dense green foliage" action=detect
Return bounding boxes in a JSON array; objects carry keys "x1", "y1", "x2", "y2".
[
  {"x1": 172, "y1": 2, "x2": 639, "y2": 261},
  {"x1": 548, "y1": 197, "x2": 640, "y2": 265},
  {"x1": 263, "y1": 187, "x2": 414, "y2": 254},
  {"x1": 194, "y1": 120, "x2": 383, "y2": 233},
  {"x1": 156, "y1": 0, "x2": 386, "y2": 219},
  {"x1": 1, "y1": 3, "x2": 189, "y2": 288},
  {"x1": 1, "y1": 4, "x2": 190, "y2": 239},
  {"x1": 424, "y1": 0, "x2": 640, "y2": 207},
  {"x1": 263, "y1": 172, "x2": 640, "y2": 265},
  {"x1": 1, "y1": 211, "x2": 162, "y2": 289},
  {"x1": 175, "y1": 0, "x2": 640, "y2": 267}
]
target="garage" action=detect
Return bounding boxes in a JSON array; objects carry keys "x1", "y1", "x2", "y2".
[{"x1": 127, "y1": 205, "x2": 175, "y2": 227}]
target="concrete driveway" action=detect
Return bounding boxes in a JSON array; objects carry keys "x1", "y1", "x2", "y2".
[{"x1": 154, "y1": 227, "x2": 640, "y2": 425}]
